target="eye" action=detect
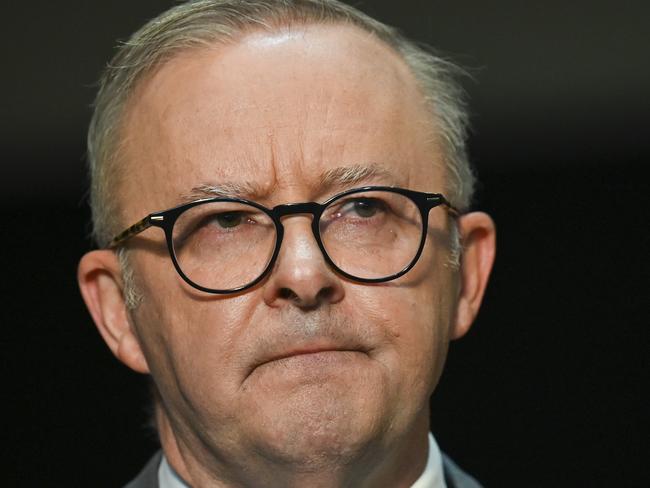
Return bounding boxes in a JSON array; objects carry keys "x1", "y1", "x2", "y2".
[
  {"x1": 352, "y1": 199, "x2": 380, "y2": 217},
  {"x1": 341, "y1": 198, "x2": 386, "y2": 218},
  {"x1": 213, "y1": 212, "x2": 244, "y2": 228}
]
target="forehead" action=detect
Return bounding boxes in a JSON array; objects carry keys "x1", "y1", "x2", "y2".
[{"x1": 119, "y1": 24, "x2": 444, "y2": 214}]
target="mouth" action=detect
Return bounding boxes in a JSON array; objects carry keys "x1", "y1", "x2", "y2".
[
  {"x1": 246, "y1": 340, "x2": 371, "y2": 380},
  {"x1": 268, "y1": 347, "x2": 364, "y2": 363}
]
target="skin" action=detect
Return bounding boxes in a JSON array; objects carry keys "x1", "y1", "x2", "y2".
[{"x1": 78, "y1": 24, "x2": 496, "y2": 487}]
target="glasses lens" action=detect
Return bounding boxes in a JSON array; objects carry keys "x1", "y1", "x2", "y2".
[
  {"x1": 319, "y1": 190, "x2": 423, "y2": 280},
  {"x1": 172, "y1": 201, "x2": 276, "y2": 291}
]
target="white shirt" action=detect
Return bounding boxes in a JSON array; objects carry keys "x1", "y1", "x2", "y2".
[{"x1": 159, "y1": 432, "x2": 446, "y2": 488}]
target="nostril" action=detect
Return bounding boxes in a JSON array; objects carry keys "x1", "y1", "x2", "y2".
[
  {"x1": 277, "y1": 286, "x2": 334, "y2": 306},
  {"x1": 316, "y1": 287, "x2": 334, "y2": 302},
  {"x1": 279, "y1": 288, "x2": 298, "y2": 301}
]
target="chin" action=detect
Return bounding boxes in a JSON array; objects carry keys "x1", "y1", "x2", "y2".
[{"x1": 244, "y1": 380, "x2": 390, "y2": 468}]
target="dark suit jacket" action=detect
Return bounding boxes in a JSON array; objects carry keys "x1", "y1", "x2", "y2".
[{"x1": 124, "y1": 451, "x2": 482, "y2": 488}]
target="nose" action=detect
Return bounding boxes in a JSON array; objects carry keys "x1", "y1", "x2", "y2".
[{"x1": 262, "y1": 215, "x2": 345, "y2": 309}]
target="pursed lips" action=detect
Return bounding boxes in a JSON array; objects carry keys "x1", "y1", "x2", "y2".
[
  {"x1": 247, "y1": 339, "x2": 371, "y2": 378},
  {"x1": 267, "y1": 347, "x2": 363, "y2": 363}
]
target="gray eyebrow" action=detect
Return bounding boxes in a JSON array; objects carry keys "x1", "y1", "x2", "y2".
[
  {"x1": 179, "y1": 181, "x2": 267, "y2": 202},
  {"x1": 318, "y1": 163, "x2": 399, "y2": 188},
  {"x1": 179, "y1": 163, "x2": 399, "y2": 204}
]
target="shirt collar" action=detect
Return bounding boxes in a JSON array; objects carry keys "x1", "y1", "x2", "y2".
[
  {"x1": 411, "y1": 432, "x2": 447, "y2": 488},
  {"x1": 158, "y1": 454, "x2": 189, "y2": 488},
  {"x1": 158, "y1": 432, "x2": 445, "y2": 488}
]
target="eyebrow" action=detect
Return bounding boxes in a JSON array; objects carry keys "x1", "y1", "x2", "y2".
[
  {"x1": 179, "y1": 181, "x2": 266, "y2": 203},
  {"x1": 179, "y1": 163, "x2": 400, "y2": 204},
  {"x1": 318, "y1": 163, "x2": 400, "y2": 189}
]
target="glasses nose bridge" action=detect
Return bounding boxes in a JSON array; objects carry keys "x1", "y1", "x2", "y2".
[
  {"x1": 271, "y1": 201, "x2": 325, "y2": 253},
  {"x1": 272, "y1": 201, "x2": 322, "y2": 221}
]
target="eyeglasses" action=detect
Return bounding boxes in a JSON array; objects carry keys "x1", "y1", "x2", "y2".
[{"x1": 109, "y1": 186, "x2": 459, "y2": 294}]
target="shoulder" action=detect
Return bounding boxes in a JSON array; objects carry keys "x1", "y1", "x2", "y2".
[
  {"x1": 123, "y1": 451, "x2": 162, "y2": 488},
  {"x1": 442, "y1": 453, "x2": 483, "y2": 488}
]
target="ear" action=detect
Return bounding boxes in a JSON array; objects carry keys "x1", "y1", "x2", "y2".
[
  {"x1": 452, "y1": 211, "x2": 496, "y2": 340},
  {"x1": 78, "y1": 250, "x2": 150, "y2": 373}
]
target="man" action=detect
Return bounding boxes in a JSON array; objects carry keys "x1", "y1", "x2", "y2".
[{"x1": 78, "y1": 1, "x2": 496, "y2": 486}]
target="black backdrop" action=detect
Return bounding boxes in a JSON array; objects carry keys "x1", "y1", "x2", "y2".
[{"x1": 2, "y1": 1, "x2": 648, "y2": 486}]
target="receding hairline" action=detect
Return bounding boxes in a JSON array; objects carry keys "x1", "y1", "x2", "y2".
[{"x1": 118, "y1": 19, "x2": 430, "y2": 131}]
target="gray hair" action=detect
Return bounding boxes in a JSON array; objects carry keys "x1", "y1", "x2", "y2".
[{"x1": 88, "y1": 0, "x2": 474, "y2": 305}]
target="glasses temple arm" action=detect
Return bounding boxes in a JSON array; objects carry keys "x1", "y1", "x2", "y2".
[
  {"x1": 443, "y1": 201, "x2": 461, "y2": 218},
  {"x1": 107, "y1": 216, "x2": 153, "y2": 249},
  {"x1": 428, "y1": 194, "x2": 461, "y2": 218}
]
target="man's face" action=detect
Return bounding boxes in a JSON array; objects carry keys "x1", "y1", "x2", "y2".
[{"x1": 118, "y1": 25, "x2": 458, "y2": 468}]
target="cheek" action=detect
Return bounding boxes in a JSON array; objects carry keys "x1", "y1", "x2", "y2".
[
  {"x1": 394, "y1": 290, "x2": 452, "y2": 402},
  {"x1": 362, "y1": 256, "x2": 455, "y2": 395},
  {"x1": 131, "y1": 297, "x2": 261, "y2": 441},
  {"x1": 129, "y1": 255, "x2": 257, "y2": 410}
]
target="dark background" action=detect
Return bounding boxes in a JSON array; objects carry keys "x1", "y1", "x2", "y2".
[{"x1": 3, "y1": 1, "x2": 648, "y2": 486}]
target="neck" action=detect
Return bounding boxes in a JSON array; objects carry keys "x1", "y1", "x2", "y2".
[{"x1": 156, "y1": 406, "x2": 431, "y2": 488}]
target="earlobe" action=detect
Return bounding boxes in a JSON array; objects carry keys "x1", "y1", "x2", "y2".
[
  {"x1": 77, "y1": 250, "x2": 150, "y2": 374},
  {"x1": 452, "y1": 212, "x2": 496, "y2": 340}
]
